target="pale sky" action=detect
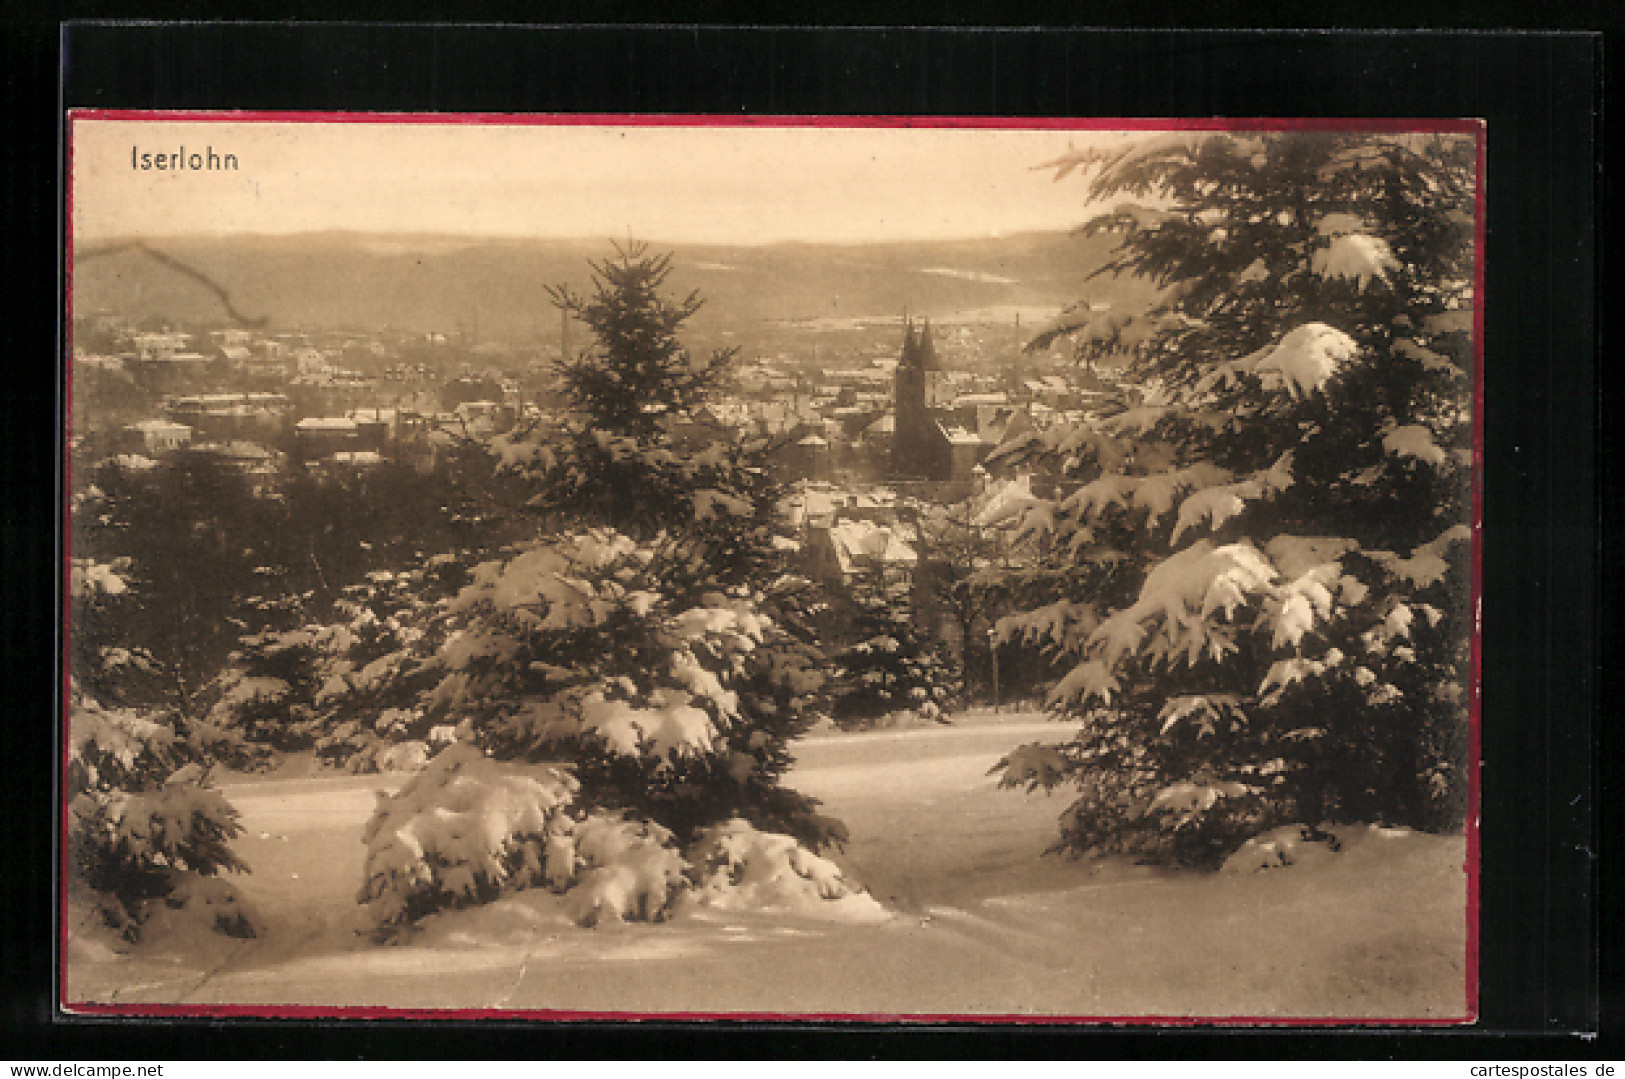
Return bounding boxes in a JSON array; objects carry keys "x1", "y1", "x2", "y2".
[{"x1": 71, "y1": 118, "x2": 1149, "y2": 245}]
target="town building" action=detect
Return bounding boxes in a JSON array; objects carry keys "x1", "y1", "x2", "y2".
[
  {"x1": 190, "y1": 440, "x2": 280, "y2": 484},
  {"x1": 127, "y1": 352, "x2": 212, "y2": 394},
  {"x1": 130, "y1": 331, "x2": 191, "y2": 360},
  {"x1": 803, "y1": 517, "x2": 919, "y2": 592},
  {"x1": 777, "y1": 432, "x2": 832, "y2": 481},
  {"x1": 163, "y1": 392, "x2": 291, "y2": 444},
  {"x1": 293, "y1": 416, "x2": 359, "y2": 457},
  {"x1": 120, "y1": 419, "x2": 193, "y2": 455}
]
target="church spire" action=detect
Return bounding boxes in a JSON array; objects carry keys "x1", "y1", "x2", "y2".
[
  {"x1": 900, "y1": 310, "x2": 921, "y2": 368},
  {"x1": 916, "y1": 316, "x2": 937, "y2": 370}
]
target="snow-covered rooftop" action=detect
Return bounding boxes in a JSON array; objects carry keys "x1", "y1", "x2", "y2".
[
  {"x1": 974, "y1": 474, "x2": 1037, "y2": 528},
  {"x1": 827, "y1": 519, "x2": 917, "y2": 573},
  {"x1": 126, "y1": 419, "x2": 191, "y2": 434}
]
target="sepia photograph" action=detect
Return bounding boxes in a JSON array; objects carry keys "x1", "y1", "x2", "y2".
[{"x1": 63, "y1": 114, "x2": 1480, "y2": 1022}]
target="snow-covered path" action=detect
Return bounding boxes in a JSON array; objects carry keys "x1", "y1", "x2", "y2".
[{"x1": 65, "y1": 714, "x2": 1470, "y2": 1020}]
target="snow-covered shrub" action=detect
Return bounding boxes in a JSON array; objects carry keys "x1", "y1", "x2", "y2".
[
  {"x1": 207, "y1": 628, "x2": 324, "y2": 751},
  {"x1": 357, "y1": 744, "x2": 580, "y2": 933},
  {"x1": 72, "y1": 451, "x2": 280, "y2": 703},
  {"x1": 356, "y1": 751, "x2": 881, "y2": 934},
  {"x1": 77, "y1": 433, "x2": 526, "y2": 773},
  {"x1": 992, "y1": 132, "x2": 1476, "y2": 865},
  {"x1": 134, "y1": 873, "x2": 263, "y2": 941},
  {"x1": 1218, "y1": 821, "x2": 1443, "y2": 880},
  {"x1": 356, "y1": 784, "x2": 887, "y2": 937},
  {"x1": 557, "y1": 814, "x2": 689, "y2": 927},
  {"x1": 69, "y1": 779, "x2": 248, "y2": 904},
  {"x1": 356, "y1": 745, "x2": 693, "y2": 933},
  {"x1": 684, "y1": 819, "x2": 888, "y2": 922},
  {"x1": 1220, "y1": 823, "x2": 1344, "y2": 874}
]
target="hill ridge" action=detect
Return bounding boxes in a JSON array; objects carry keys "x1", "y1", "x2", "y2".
[{"x1": 71, "y1": 230, "x2": 1142, "y2": 337}]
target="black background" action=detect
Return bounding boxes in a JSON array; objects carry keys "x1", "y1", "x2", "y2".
[{"x1": 3, "y1": 20, "x2": 1607, "y2": 1059}]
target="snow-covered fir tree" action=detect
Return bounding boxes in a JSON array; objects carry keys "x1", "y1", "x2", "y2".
[
  {"x1": 67, "y1": 559, "x2": 260, "y2": 942},
  {"x1": 991, "y1": 131, "x2": 1476, "y2": 865},
  {"x1": 458, "y1": 244, "x2": 834, "y2": 839},
  {"x1": 826, "y1": 570, "x2": 960, "y2": 727},
  {"x1": 354, "y1": 245, "x2": 858, "y2": 932}
]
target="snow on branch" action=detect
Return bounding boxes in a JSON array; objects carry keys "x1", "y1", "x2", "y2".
[
  {"x1": 1381, "y1": 424, "x2": 1449, "y2": 467},
  {"x1": 1168, "y1": 454, "x2": 1294, "y2": 547},
  {"x1": 1392, "y1": 337, "x2": 1462, "y2": 376},
  {"x1": 1250, "y1": 323, "x2": 1362, "y2": 399},
  {"x1": 1157, "y1": 694, "x2": 1246, "y2": 737},
  {"x1": 1311, "y1": 232, "x2": 1401, "y2": 290},
  {"x1": 1148, "y1": 780, "x2": 1258, "y2": 830},
  {"x1": 995, "y1": 742, "x2": 1075, "y2": 793},
  {"x1": 993, "y1": 600, "x2": 1098, "y2": 654},
  {"x1": 1049, "y1": 657, "x2": 1121, "y2": 708},
  {"x1": 580, "y1": 690, "x2": 720, "y2": 761},
  {"x1": 1366, "y1": 524, "x2": 1472, "y2": 590},
  {"x1": 1088, "y1": 540, "x2": 1278, "y2": 669}
]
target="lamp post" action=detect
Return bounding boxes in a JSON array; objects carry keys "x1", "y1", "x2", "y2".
[{"x1": 988, "y1": 628, "x2": 1000, "y2": 712}]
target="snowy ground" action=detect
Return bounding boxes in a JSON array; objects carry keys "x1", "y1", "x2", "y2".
[{"x1": 64, "y1": 711, "x2": 1471, "y2": 1021}]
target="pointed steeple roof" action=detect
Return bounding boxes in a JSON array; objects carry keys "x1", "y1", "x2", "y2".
[
  {"x1": 916, "y1": 317, "x2": 939, "y2": 370},
  {"x1": 898, "y1": 312, "x2": 940, "y2": 371},
  {"x1": 899, "y1": 315, "x2": 920, "y2": 369}
]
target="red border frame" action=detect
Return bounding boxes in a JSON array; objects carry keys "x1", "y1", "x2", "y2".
[{"x1": 60, "y1": 110, "x2": 1485, "y2": 1028}]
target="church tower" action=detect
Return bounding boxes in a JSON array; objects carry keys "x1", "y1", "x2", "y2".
[{"x1": 891, "y1": 317, "x2": 951, "y2": 479}]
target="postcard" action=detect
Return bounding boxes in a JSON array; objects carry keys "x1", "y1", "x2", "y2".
[{"x1": 64, "y1": 114, "x2": 1479, "y2": 1022}]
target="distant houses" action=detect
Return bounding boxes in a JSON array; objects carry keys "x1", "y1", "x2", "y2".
[
  {"x1": 191, "y1": 440, "x2": 280, "y2": 484},
  {"x1": 75, "y1": 294, "x2": 1129, "y2": 557}
]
